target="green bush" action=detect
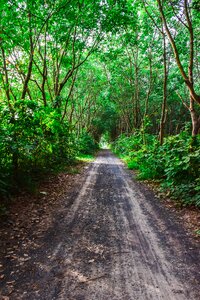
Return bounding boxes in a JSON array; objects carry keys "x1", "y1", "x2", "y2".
[
  {"x1": 112, "y1": 131, "x2": 200, "y2": 207},
  {"x1": 76, "y1": 131, "x2": 99, "y2": 155},
  {"x1": 0, "y1": 100, "x2": 77, "y2": 196}
]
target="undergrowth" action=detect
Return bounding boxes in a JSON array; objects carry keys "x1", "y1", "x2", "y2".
[
  {"x1": 0, "y1": 101, "x2": 98, "y2": 211},
  {"x1": 112, "y1": 130, "x2": 200, "y2": 207},
  {"x1": 77, "y1": 154, "x2": 95, "y2": 162}
]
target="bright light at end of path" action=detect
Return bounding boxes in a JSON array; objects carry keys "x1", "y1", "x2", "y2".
[{"x1": 92, "y1": 156, "x2": 124, "y2": 166}]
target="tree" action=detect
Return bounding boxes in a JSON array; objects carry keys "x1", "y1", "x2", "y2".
[{"x1": 156, "y1": 0, "x2": 200, "y2": 135}]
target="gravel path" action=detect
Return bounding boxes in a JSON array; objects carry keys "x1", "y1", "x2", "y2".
[{"x1": 1, "y1": 150, "x2": 200, "y2": 299}]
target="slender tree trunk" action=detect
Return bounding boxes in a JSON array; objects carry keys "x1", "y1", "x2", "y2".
[
  {"x1": 41, "y1": 24, "x2": 48, "y2": 106},
  {"x1": 126, "y1": 47, "x2": 135, "y2": 132},
  {"x1": 21, "y1": 12, "x2": 34, "y2": 100},
  {"x1": 142, "y1": 45, "x2": 153, "y2": 145},
  {"x1": 159, "y1": 30, "x2": 168, "y2": 145},
  {"x1": 144, "y1": 53, "x2": 152, "y2": 118},
  {"x1": 61, "y1": 68, "x2": 78, "y2": 121},
  {"x1": 156, "y1": 0, "x2": 200, "y2": 105},
  {"x1": 185, "y1": 0, "x2": 200, "y2": 136},
  {"x1": 190, "y1": 99, "x2": 200, "y2": 136},
  {"x1": 134, "y1": 63, "x2": 139, "y2": 128},
  {"x1": 133, "y1": 42, "x2": 140, "y2": 129},
  {"x1": 1, "y1": 46, "x2": 12, "y2": 109}
]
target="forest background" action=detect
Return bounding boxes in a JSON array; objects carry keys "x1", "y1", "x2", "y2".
[{"x1": 0, "y1": 0, "x2": 200, "y2": 208}]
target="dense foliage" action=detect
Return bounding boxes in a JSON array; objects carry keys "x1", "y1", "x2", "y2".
[
  {"x1": 0, "y1": 101, "x2": 73, "y2": 192},
  {"x1": 113, "y1": 132, "x2": 200, "y2": 207},
  {"x1": 0, "y1": 0, "x2": 200, "y2": 207}
]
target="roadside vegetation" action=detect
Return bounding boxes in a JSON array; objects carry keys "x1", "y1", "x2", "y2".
[
  {"x1": 112, "y1": 130, "x2": 200, "y2": 207},
  {"x1": 0, "y1": 0, "x2": 200, "y2": 209}
]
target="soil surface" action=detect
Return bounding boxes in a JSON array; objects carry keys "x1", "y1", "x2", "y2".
[{"x1": 0, "y1": 150, "x2": 200, "y2": 300}]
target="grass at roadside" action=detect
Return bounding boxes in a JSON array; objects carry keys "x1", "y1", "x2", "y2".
[{"x1": 76, "y1": 154, "x2": 95, "y2": 162}]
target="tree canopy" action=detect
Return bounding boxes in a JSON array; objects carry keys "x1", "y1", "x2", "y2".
[{"x1": 0, "y1": 0, "x2": 200, "y2": 205}]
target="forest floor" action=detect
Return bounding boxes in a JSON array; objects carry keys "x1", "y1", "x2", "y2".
[{"x1": 0, "y1": 150, "x2": 200, "y2": 300}]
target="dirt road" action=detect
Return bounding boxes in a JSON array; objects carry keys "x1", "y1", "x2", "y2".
[{"x1": 1, "y1": 150, "x2": 200, "y2": 299}]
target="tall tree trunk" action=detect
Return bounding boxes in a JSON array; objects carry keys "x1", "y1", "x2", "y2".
[
  {"x1": 156, "y1": 0, "x2": 200, "y2": 105},
  {"x1": 142, "y1": 43, "x2": 153, "y2": 145},
  {"x1": 1, "y1": 46, "x2": 12, "y2": 109},
  {"x1": 144, "y1": 51, "x2": 153, "y2": 118},
  {"x1": 159, "y1": 30, "x2": 168, "y2": 145},
  {"x1": 133, "y1": 41, "x2": 140, "y2": 129},
  {"x1": 190, "y1": 99, "x2": 200, "y2": 136},
  {"x1": 21, "y1": 12, "x2": 34, "y2": 100},
  {"x1": 41, "y1": 24, "x2": 48, "y2": 106},
  {"x1": 134, "y1": 63, "x2": 140, "y2": 128}
]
